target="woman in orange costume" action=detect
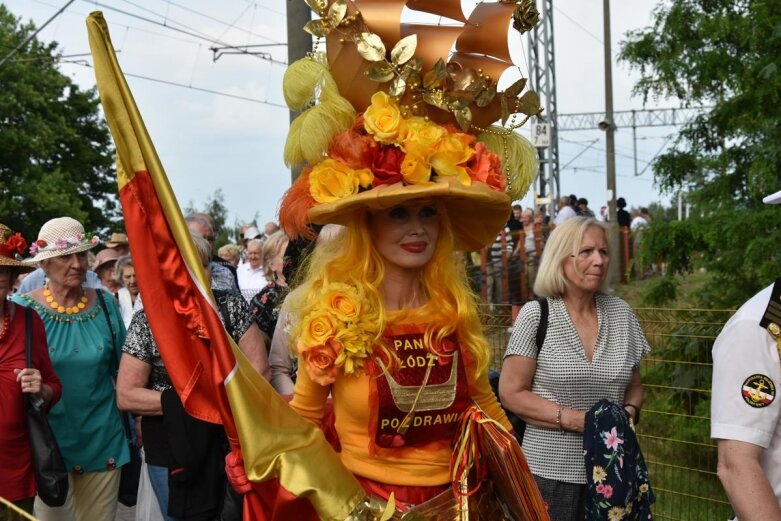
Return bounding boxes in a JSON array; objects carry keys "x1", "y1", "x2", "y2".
[{"x1": 278, "y1": 91, "x2": 530, "y2": 509}]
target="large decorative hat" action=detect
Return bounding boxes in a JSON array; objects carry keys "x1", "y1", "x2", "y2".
[
  {"x1": 0, "y1": 224, "x2": 34, "y2": 273},
  {"x1": 279, "y1": 0, "x2": 542, "y2": 251},
  {"x1": 27, "y1": 217, "x2": 100, "y2": 263}
]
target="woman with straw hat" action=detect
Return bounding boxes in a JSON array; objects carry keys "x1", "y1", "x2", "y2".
[
  {"x1": 0, "y1": 224, "x2": 62, "y2": 518},
  {"x1": 12, "y1": 216, "x2": 129, "y2": 521}
]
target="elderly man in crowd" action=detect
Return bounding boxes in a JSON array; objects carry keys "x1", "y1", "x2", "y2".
[
  {"x1": 551, "y1": 195, "x2": 577, "y2": 227},
  {"x1": 237, "y1": 238, "x2": 266, "y2": 298},
  {"x1": 185, "y1": 213, "x2": 238, "y2": 291}
]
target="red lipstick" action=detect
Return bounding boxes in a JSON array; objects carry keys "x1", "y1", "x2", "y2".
[{"x1": 400, "y1": 242, "x2": 427, "y2": 253}]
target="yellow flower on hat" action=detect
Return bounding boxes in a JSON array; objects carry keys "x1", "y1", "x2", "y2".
[
  {"x1": 356, "y1": 168, "x2": 374, "y2": 189},
  {"x1": 364, "y1": 92, "x2": 402, "y2": 144},
  {"x1": 399, "y1": 116, "x2": 446, "y2": 156},
  {"x1": 309, "y1": 159, "x2": 360, "y2": 203},
  {"x1": 430, "y1": 132, "x2": 475, "y2": 185},
  {"x1": 400, "y1": 152, "x2": 432, "y2": 185}
]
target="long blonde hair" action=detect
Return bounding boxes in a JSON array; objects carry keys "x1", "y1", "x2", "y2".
[{"x1": 286, "y1": 205, "x2": 490, "y2": 375}]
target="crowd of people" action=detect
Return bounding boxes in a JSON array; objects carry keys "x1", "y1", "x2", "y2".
[
  {"x1": 2, "y1": 184, "x2": 779, "y2": 520},
  {"x1": 476, "y1": 194, "x2": 650, "y2": 310},
  {"x1": 0, "y1": 196, "x2": 656, "y2": 521},
  {"x1": 0, "y1": 214, "x2": 288, "y2": 521}
]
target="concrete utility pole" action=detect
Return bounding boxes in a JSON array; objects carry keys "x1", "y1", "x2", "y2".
[
  {"x1": 287, "y1": 0, "x2": 312, "y2": 182},
  {"x1": 602, "y1": 0, "x2": 620, "y2": 287}
]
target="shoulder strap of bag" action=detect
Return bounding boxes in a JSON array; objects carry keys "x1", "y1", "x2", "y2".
[
  {"x1": 535, "y1": 297, "x2": 549, "y2": 355},
  {"x1": 96, "y1": 289, "x2": 116, "y2": 347},
  {"x1": 216, "y1": 291, "x2": 233, "y2": 336},
  {"x1": 25, "y1": 306, "x2": 33, "y2": 368}
]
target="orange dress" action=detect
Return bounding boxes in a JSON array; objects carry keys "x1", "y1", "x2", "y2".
[{"x1": 290, "y1": 322, "x2": 510, "y2": 492}]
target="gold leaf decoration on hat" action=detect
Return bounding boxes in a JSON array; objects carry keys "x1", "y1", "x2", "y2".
[
  {"x1": 304, "y1": 0, "x2": 347, "y2": 37},
  {"x1": 356, "y1": 32, "x2": 386, "y2": 62},
  {"x1": 389, "y1": 34, "x2": 417, "y2": 66},
  {"x1": 512, "y1": 0, "x2": 540, "y2": 34}
]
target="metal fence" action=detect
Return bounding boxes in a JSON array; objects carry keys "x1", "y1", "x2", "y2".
[{"x1": 483, "y1": 305, "x2": 736, "y2": 521}]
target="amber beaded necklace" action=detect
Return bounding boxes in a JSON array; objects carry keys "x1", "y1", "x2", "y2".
[{"x1": 43, "y1": 283, "x2": 87, "y2": 315}]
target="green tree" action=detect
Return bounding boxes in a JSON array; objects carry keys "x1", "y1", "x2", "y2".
[
  {"x1": 620, "y1": 0, "x2": 781, "y2": 307},
  {"x1": 0, "y1": 5, "x2": 119, "y2": 242}
]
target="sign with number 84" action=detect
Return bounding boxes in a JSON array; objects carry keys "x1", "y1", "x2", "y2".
[{"x1": 531, "y1": 122, "x2": 551, "y2": 147}]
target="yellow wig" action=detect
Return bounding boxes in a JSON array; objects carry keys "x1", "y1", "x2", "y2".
[{"x1": 286, "y1": 204, "x2": 491, "y2": 376}]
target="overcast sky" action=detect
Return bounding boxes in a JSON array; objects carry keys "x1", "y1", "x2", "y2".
[{"x1": 4, "y1": 0, "x2": 676, "y2": 231}]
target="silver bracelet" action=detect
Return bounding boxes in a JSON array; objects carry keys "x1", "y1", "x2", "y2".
[{"x1": 556, "y1": 407, "x2": 564, "y2": 433}]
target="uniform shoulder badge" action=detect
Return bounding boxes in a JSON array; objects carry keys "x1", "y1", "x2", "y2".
[
  {"x1": 742, "y1": 374, "x2": 776, "y2": 408},
  {"x1": 759, "y1": 277, "x2": 781, "y2": 358}
]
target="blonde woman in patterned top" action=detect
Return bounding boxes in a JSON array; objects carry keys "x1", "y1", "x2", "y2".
[{"x1": 499, "y1": 217, "x2": 650, "y2": 521}]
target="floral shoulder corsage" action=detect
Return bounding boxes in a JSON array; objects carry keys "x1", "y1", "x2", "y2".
[{"x1": 296, "y1": 282, "x2": 380, "y2": 386}]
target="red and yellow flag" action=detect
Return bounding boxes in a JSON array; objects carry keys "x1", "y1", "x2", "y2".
[{"x1": 86, "y1": 12, "x2": 365, "y2": 520}]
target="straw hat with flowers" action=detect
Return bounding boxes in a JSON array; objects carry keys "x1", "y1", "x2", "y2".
[
  {"x1": 279, "y1": 0, "x2": 543, "y2": 251},
  {"x1": 0, "y1": 224, "x2": 34, "y2": 273},
  {"x1": 26, "y1": 217, "x2": 100, "y2": 263}
]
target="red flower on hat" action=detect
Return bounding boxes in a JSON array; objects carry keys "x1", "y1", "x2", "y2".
[
  {"x1": 371, "y1": 146, "x2": 404, "y2": 186},
  {"x1": 29, "y1": 239, "x2": 47, "y2": 254},
  {"x1": 5, "y1": 233, "x2": 28, "y2": 255}
]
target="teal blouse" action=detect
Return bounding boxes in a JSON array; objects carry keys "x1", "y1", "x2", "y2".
[{"x1": 12, "y1": 291, "x2": 130, "y2": 473}]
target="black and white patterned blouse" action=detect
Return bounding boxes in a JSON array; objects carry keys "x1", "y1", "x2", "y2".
[
  {"x1": 122, "y1": 290, "x2": 252, "y2": 392},
  {"x1": 504, "y1": 294, "x2": 650, "y2": 484}
]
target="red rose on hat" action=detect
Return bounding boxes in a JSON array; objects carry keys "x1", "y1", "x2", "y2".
[
  {"x1": 371, "y1": 146, "x2": 404, "y2": 186},
  {"x1": 5, "y1": 233, "x2": 27, "y2": 255}
]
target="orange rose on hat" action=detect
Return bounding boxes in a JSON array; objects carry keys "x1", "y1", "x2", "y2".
[{"x1": 468, "y1": 142, "x2": 507, "y2": 192}]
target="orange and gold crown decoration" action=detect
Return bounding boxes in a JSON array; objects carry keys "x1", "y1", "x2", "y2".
[
  {"x1": 308, "y1": 0, "x2": 542, "y2": 130},
  {"x1": 280, "y1": 0, "x2": 543, "y2": 250}
]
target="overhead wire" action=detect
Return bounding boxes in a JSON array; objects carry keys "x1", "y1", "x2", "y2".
[
  {"x1": 152, "y1": 0, "x2": 285, "y2": 45},
  {"x1": 58, "y1": 57, "x2": 287, "y2": 108},
  {"x1": 558, "y1": 138, "x2": 654, "y2": 182},
  {"x1": 79, "y1": 0, "x2": 287, "y2": 65},
  {"x1": 238, "y1": 0, "x2": 284, "y2": 17},
  {"x1": 9, "y1": 1, "x2": 287, "y2": 109}
]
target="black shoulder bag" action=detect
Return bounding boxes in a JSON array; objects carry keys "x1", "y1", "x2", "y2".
[
  {"x1": 96, "y1": 290, "x2": 141, "y2": 507},
  {"x1": 24, "y1": 306, "x2": 69, "y2": 507},
  {"x1": 491, "y1": 297, "x2": 549, "y2": 445}
]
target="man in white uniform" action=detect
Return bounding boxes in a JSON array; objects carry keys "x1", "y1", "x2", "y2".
[{"x1": 711, "y1": 188, "x2": 781, "y2": 520}]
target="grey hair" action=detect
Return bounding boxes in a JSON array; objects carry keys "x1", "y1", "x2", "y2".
[
  {"x1": 185, "y1": 214, "x2": 214, "y2": 235},
  {"x1": 113, "y1": 255, "x2": 133, "y2": 284}
]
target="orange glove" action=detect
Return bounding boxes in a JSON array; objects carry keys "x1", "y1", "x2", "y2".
[{"x1": 225, "y1": 449, "x2": 252, "y2": 495}]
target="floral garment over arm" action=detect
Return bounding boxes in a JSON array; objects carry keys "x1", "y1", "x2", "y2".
[{"x1": 583, "y1": 399, "x2": 655, "y2": 520}]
